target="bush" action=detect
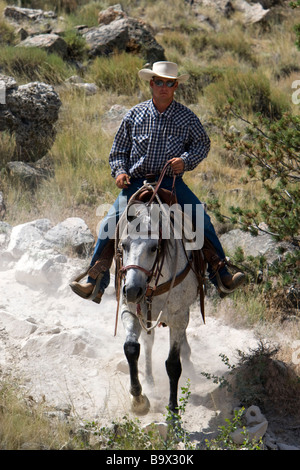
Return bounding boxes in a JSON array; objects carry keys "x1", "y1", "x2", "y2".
[
  {"x1": 0, "y1": 19, "x2": 16, "y2": 45},
  {"x1": 204, "y1": 68, "x2": 289, "y2": 118},
  {"x1": 88, "y1": 52, "x2": 147, "y2": 95},
  {"x1": 177, "y1": 63, "x2": 224, "y2": 103},
  {"x1": 0, "y1": 46, "x2": 75, "y2": 83},
  {"x1": 191, "y1": 28, "x2": 255, "y2": 65},
  {"x1": 63, "y1": 29, "x2": 88, "y2": 60},
  {"x1": 222, "y1": 111, "x2": 299, "y2": 243}
]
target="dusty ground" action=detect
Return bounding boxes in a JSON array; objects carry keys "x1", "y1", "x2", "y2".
[{"x1": 0, "y1": 258, "x2": 299, "y2": 448}]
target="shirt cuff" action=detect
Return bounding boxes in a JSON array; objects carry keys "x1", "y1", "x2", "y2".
[{"x1": 113, "y1": 168, "x2": 128, "y2": 178}]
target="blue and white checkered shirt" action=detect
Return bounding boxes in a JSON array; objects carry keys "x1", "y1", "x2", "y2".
[{"x1": 109, "y1": 99, "x2": 210, "y2": 179}]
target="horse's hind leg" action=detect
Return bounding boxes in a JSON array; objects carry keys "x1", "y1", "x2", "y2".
[
  {"x1": 180, "y1": 330, "x2": 195, "y2": 378},
  {"x1": 142, "y1": 328, "x2": 155, "y2": 386},
  {"x1": 122, "y1": 309, "x2": 150, "y2": 415}
]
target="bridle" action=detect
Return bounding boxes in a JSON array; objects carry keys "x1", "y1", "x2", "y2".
[{"x1": 113, "y1": 160, "x2": 195, "y2": 336}]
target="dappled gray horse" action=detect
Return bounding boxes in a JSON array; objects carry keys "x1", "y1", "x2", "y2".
[{"x1": 115, "y1": 183, "x2": 204, "y2": 415}]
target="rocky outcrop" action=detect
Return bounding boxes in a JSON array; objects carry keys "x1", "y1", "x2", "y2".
[
  {"x1": 196, "y1": 0, "x2": 283, "y2": 24},
  {"x1": 3, "y1": 5, "x2": 59, "y2": 38},
  {"x1": 82, "y1": 5, "x2": 165, "y2": 63},
  {"x1": 0, "y1": 217, "x2": 94, "y2": 290},
  {"x1": 0, "y1": 74, "x2": 61, "y2": 161},
  {"x1": 4, "y1": 5, "x2": 57, "y2": 22},
  {"x1": 16, "y1": 33, "x2": 68, "y2": 58}
]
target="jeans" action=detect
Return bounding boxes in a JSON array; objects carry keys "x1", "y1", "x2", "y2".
[{"x1": 88, "y1": 176, "x2": 228, "y2": 292}]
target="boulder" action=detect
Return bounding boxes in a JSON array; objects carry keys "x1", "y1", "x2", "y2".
[
  {"x1": 4, "y1": 6, "x2": 56, "y2": 22},
  {"x1": 235, "y1": 0, "x2": 271, "y2": 23},
  {"x1": 219, "y1": 224, "x2": 295, "y2": 265},
  {"x1": 14, "y1": 249, "x2": 67, "y2": 288},
  {"x1": 0, "y1": 75, "x2": 61, "y2": 161},
  {"x1": 3, "y1": 5, "x2": 58, "y2": 38},
  {"x1": 43, "y1": 217, "x2": 95, "y2": 256},
  {"x1": 98, "y1": 4, "x2": 126, "y2": 24},
  {"x1": 6, "y1": 161, "x2": 49, "y2": 188},
  {"x1": 6, "y1": 219, "x2": 53, "y2": 260},
  {"x1": 231, "y1": 419, "x2": 268, "y2": 445},
  {"x1": 101, "y1": 104, "x2": 130, "y2": 135},
  {"x1": 0, "y1": 310, "x2": 38, "y2": 339},
  {"x1": 245, "y1": 405, "x2": 266, "y2": 426},
  {"x1": 4, "y1": 217, "x2": 95, "y2": 262},
  {"x1": 82, "y1": 15, "x2": 165, "y2": 63},
  {"x1": 17, "y1": 33, "x2": 68, "y2": 58}
]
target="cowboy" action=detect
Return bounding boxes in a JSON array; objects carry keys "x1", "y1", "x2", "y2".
[{"x1": 70, "y1": 62, "x2": 245, "y2": 303}]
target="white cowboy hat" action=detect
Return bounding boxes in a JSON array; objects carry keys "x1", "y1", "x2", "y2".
[{"x1": 138, "y1": 61, "x2": 189, "y2": 84}]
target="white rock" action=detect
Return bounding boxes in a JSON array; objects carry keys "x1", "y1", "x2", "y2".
[
  {"x1": 245, "y1": 405, "x2": 266, "y2": 425},
  {"x1": 231, "y1": 420, "x2": 268, "y2": 445},
  {"x1": 142, "y1": 422, "x2": 168, "y2": 441},
  {"x1": 0, "y1": 310, "x2": 37, "y2": 339},
  {"x1": 6, "y1": 219, "x2": 53, "y2": 259},
  {"x1": 72, "y1": 83, "x2": 99, "y2": 95},
  {"x1": 14, "y1": 249, "x2": 67, "y2": 288},
  {"x1": 44, "y1": 217, "x2": 94, "y2": 254}
]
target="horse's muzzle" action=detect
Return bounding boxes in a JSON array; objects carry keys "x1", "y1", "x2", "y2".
[{"x1": 123, "y1": 283, "x2": 145, "y2": 303}]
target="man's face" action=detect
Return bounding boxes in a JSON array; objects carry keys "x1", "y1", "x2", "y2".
[{"x1": 150, "y1": 76, "x2": 178, "y2": 106}]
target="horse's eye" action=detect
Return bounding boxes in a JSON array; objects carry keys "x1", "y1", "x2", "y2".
[{"x1": 151, "y1": 245, "x2": 157, "y2": 253}]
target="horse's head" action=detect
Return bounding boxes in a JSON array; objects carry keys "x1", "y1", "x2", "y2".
[{"x1": 118, "y1": 202, "x2": 162, "y2": 304}]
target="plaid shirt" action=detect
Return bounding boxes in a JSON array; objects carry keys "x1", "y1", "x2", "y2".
[{"x1": 109, "y1": 99, "x2": 210, "y2": 179}]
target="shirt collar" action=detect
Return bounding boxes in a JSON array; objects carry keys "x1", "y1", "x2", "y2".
[{"x1": 148, "y1": 99, "x2": 176, "y2": 119}]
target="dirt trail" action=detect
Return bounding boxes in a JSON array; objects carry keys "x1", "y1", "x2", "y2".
[{"x1": 0, "y1": 265, "x2": 261, "y2": 438}]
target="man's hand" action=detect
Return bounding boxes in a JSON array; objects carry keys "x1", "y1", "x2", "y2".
[
  {"x1": 169, "y1": 157, "x2": 184, "y2": 174},
  {"x1": 116, "y1": 173, "x2": 131, "y2": 189}
]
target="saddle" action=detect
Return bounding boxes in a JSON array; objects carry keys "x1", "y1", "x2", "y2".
[{"x1": 130, "y1": 173, "x2": 177, "y2": 207}]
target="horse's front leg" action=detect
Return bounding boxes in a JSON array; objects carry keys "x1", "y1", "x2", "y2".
[
  {"x1": 165, "y1": 328, "x2": 183, "y2": 414},
  {"x1": 122, "y1": 308, "x2": 150, "y2": 415}
]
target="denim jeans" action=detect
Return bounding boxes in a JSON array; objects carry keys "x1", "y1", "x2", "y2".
[{"x1": 88, "y1": 176, "x2": 228, "y2": 292}]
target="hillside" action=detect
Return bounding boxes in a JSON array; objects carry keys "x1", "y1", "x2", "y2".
[{"x1": 0, "y1": 0, "x2": 299, "y2": 450}]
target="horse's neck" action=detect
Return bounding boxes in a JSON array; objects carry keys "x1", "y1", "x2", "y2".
[{"x1": 162, "y1": 238, "x2": 189, "y2": 276}]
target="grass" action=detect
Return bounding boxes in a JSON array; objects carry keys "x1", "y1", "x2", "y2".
[
  {"x1": 0, "y1": 0, "x2": 298, "y2": 245},
  {"x1": 0, "y1": 0, "x2": 299, "y2": 449},
  {"x1": 0, "y1": 376, "x2": 72, "y2": 450},
  {"x1": 0, "y1": 46, "x2": 76, "y2": 84}
]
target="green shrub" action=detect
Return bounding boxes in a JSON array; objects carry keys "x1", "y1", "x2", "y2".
[
  {"x1": 204, "y1": 68, "x2": 289, "y2": 118},
  {"x1": 63, "y1": 29, "x2": 88, "y2": 60},
  {"x1": 88, "y1": 52, "x2": 147, "y2": 95},
  {"x1": 0, "y1": 19, "x2": 16, "y2": 45},
  {"x1": 0, "y1": 46, "x2": 75, "y2": 83},
  {"x1": 177, "y1": 63, "x2": 224, "y2": 103}
]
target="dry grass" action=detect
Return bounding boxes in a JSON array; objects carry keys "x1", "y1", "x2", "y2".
[{"x1": 0, "y1": 376, "x2": 72, "y2": 450}]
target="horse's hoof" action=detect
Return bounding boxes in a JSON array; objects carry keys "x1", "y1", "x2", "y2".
[{"x1": 131, "y1": 394, "x2": 150, "y2": 415}]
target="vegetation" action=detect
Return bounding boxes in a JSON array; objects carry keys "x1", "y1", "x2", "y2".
[
  {"x1": 0, "y1": 374, "x2": 266, "y2": 450},
  {"x1": 0, "y1": 0, "x2": 299, "y2": 451}
]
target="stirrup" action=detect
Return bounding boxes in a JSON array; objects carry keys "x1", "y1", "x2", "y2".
[
  {"x1": 215, "y1": 272, "x2": 236, "y2": 295},
  {"x1": 70, "y1": 270, "x2": 104, "y2": 302}
]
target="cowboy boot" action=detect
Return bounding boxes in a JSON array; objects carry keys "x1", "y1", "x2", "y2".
[
  {"x1": 70, "y1": 239, "x2": 115, "y2": 303},
  {"x1": 202, "y1": 237, "x2": 245, "y2": 296}
]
